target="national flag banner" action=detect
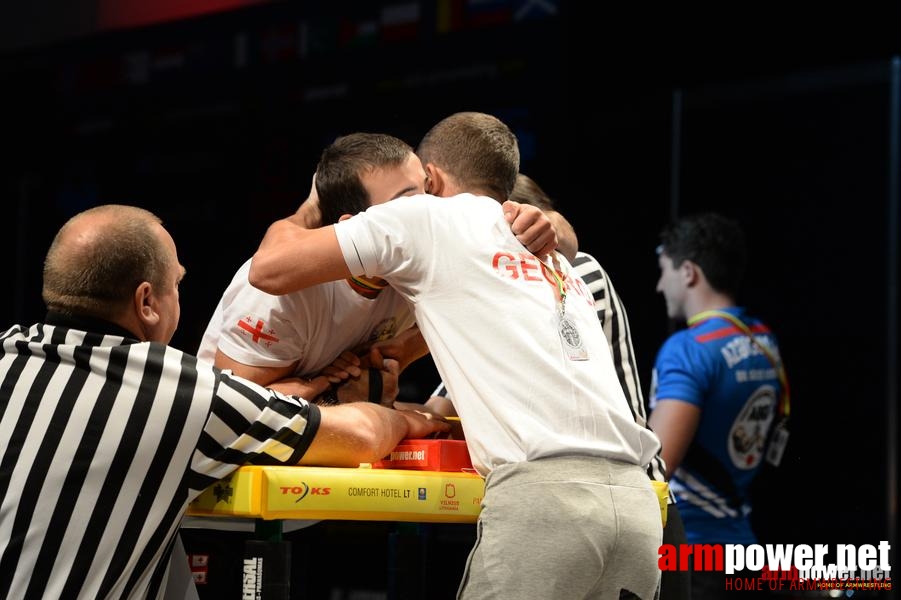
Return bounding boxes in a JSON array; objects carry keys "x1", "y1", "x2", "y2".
[
  {"x1": 437, "y1": 0, "x2": 558, "y2": 34},
  {"x1": 380, "y1": 2, "x2": 421, "y2": 42},
  {"x1": 436, "y1": 0, "x2": 465, "y2": 33},
  {"x1": 512, "y1": 0, "x2": 559, "y2": 22},
  {"x1": 338, "y1": 17, "x2": 379, "y2": 48}
]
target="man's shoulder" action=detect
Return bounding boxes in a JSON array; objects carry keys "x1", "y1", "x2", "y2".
[
  {"x1": 572, "y1": 250, "x2": 600, "y2": 267},
  {"x1": 0, "y1": 323, "x2": 30, "y2": 340},
  {"x1": 224, "y1": 268, "x2": 340, "y2": 304},
  {"x1": 733, "y1": 308, "x2": 773, "y2": 332},
  {"x1": 571, "y1": 252, "x2": 610, "y2": 291},
  {"x1": 659, "y1": 327, "x2": 710, "y2": 358}
]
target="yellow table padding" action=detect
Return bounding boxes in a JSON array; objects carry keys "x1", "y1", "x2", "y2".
[{"x1": 187, "y1": 465, "x2": 485, "y2": 524}]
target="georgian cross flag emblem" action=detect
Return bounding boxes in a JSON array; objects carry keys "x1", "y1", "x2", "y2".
[{"x1": 237, "y1": 316, "x2": 280, "y2": 347}]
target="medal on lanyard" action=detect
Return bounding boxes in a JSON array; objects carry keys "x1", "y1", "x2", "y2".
[{"x1": 541, "y1": 257, "x2": 588, "y2": 361}]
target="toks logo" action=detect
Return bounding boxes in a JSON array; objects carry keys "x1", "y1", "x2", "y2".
[{"x1": 279, "y1": 482, "x2": 332, "y2": 503}]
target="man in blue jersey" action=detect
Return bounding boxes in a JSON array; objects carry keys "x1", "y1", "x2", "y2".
[{"x1": 649, "y1": 212, "x2": 789, "y2": 600}]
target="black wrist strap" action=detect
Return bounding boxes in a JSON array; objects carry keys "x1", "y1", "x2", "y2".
[
  {"x1": 316, "y1": 383, "x2": 340, "y2": 406},
  {"x1": 368, "y1": 368, "x2": 382, "y2": 404}
]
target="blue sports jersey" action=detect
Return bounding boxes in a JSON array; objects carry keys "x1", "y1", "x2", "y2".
[{"x1": 650, "y1": 307, "x2": 783, "y2": 544}]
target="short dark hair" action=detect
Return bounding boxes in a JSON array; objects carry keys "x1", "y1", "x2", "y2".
[
  {"x1": 658, "y1": 212, "x2": 748, "y2": 297},
  {"x1": 417, "y1": 112, "x2": 519, "y2": 202},
  {"x1": 315, "y1": 132, "x2": 414, "y2": 225}
]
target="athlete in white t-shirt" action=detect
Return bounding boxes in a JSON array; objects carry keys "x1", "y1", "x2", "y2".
[
  {"x1": 198, "y1": 133, "x2": 429, "y2": 406},
  {"x1": 248, "y1": 112, "x2": 664, "y2": 600},
  {"x1": 197, "y1": 256, "x2": 418, "y2": 397},
  {"x1": 182, "y1": 131, "x2": 558, "y2": 596}
]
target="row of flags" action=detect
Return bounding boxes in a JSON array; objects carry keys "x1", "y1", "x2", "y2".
[{"x1": 57, "y1": 0, "x2": 559, "y2": 94}]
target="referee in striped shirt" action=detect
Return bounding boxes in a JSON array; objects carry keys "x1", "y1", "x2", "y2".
[{"x1": 0, "y1": 204, "x2": 449, "y2": 599}]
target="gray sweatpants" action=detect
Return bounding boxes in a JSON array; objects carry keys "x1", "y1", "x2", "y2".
[{"x1": 457, "y1": 455, "x2": 662, "y2": 600}]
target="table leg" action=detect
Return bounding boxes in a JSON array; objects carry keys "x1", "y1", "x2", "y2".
[{"x1": 244, "y1": 520, "x2": 291, "y2": 599}]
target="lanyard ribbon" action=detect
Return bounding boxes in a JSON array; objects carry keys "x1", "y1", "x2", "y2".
[
  {"x1": 687, "y1": 310, "x2": 791, "y2": 419},
  {"x1": 538, "y1": 256, "x2": 567, "y2": 314}
]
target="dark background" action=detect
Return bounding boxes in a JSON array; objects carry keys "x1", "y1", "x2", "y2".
[{"x1": 1, "y1": 1, "x2": 898, "y2": 594}]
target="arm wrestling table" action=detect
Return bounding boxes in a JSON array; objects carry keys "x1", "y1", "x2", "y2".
[
  {"x1": 187, "y1": 464, "x2": 484, "y2": 524},
  {"x1": 185, "y1": 462, "x2": 484, "y2": 599}
]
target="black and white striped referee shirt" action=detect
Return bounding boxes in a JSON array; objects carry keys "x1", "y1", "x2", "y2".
[
  {"x1": 570, "y1": 251, "x2": 669, "y2": 484},
  {"x1": 0, "y1": 313, "x2": 321, "y2": 599}
]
